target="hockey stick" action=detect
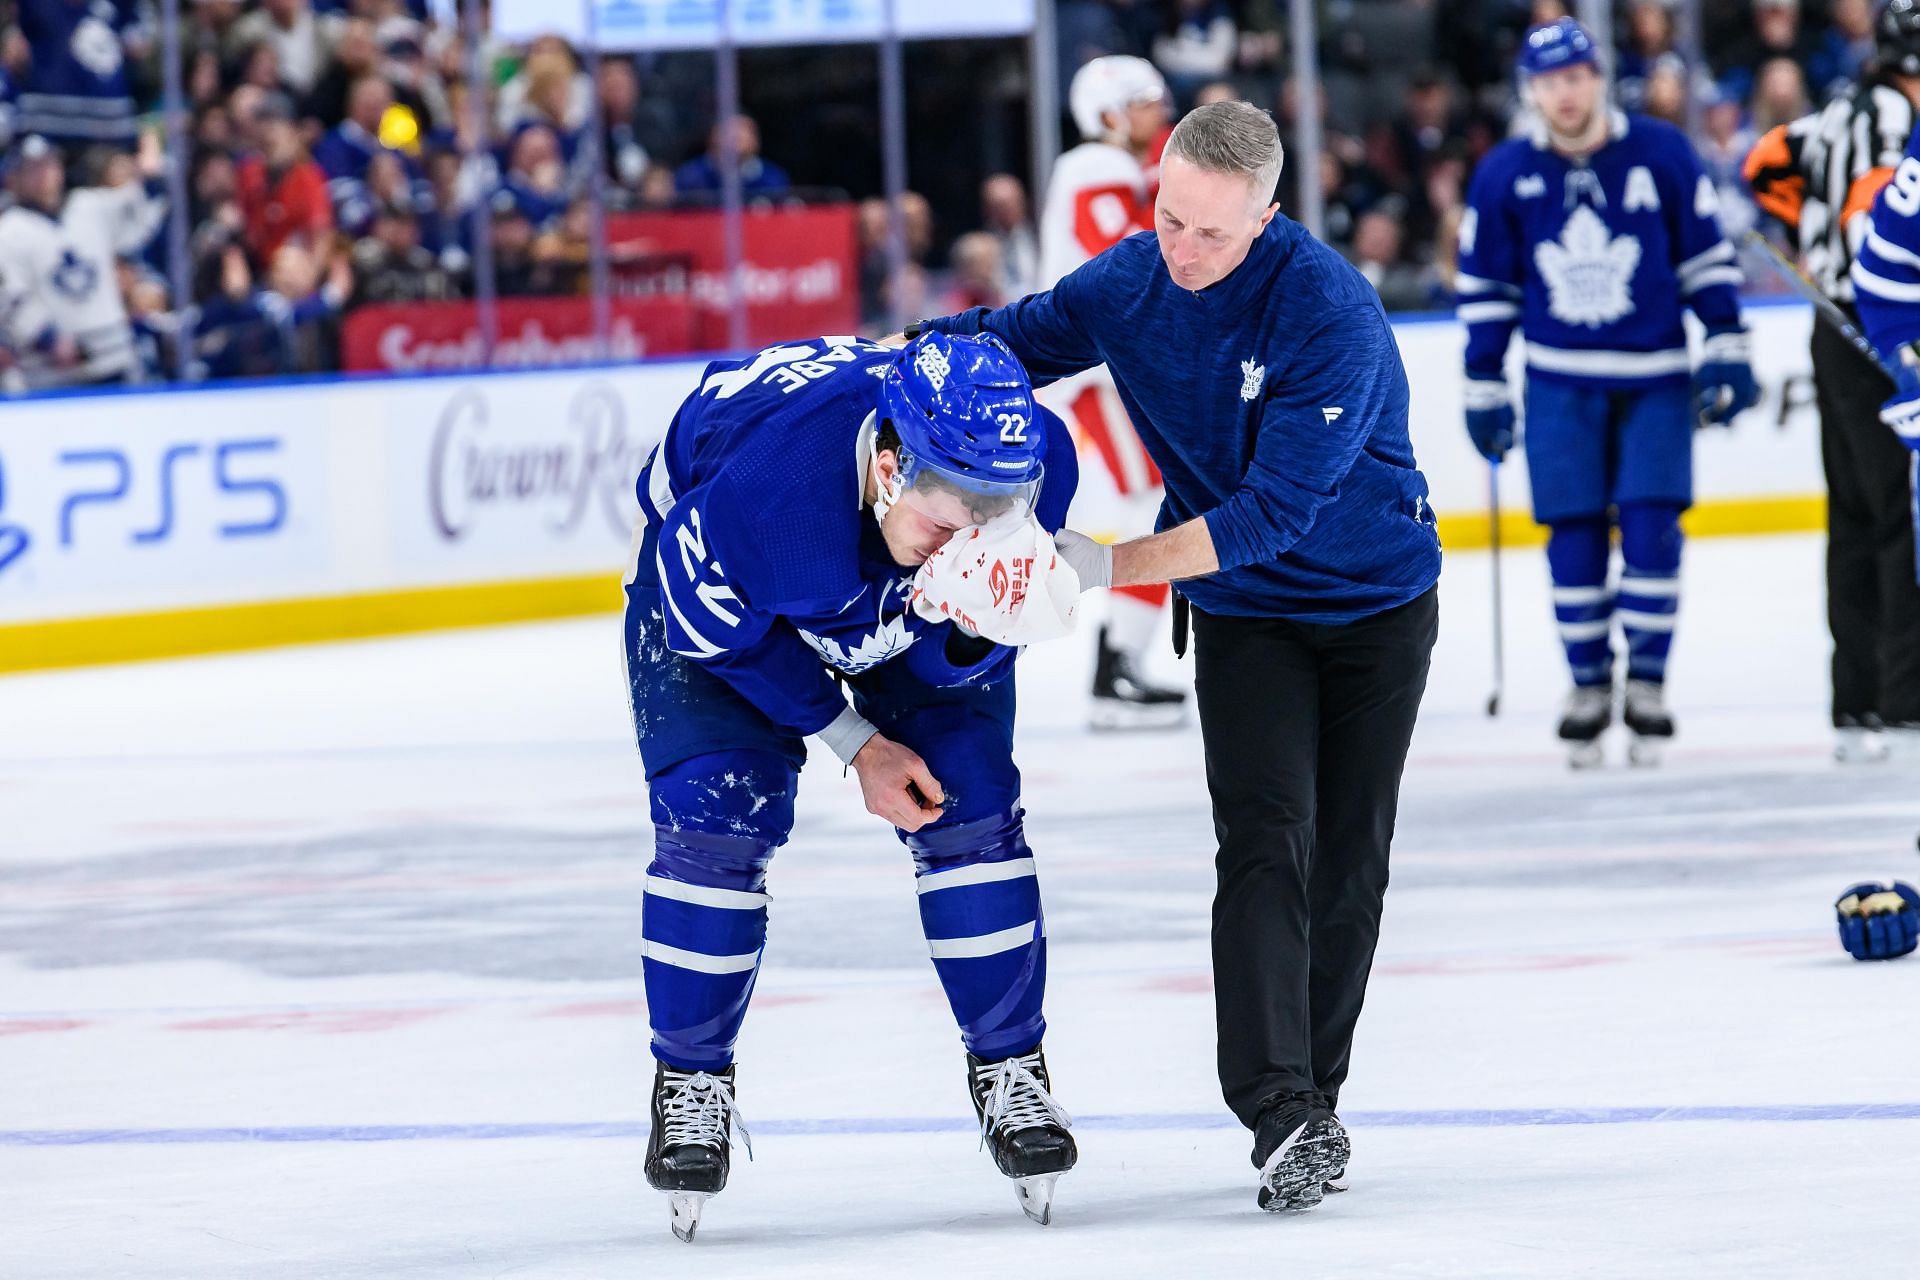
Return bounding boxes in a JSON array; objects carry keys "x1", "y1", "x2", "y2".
[
  {"x1": 1739, "y1": 228, "x2": 1902, "y2": 379},
  {"x1": 1486, "y1": 459, "x2": 1505, "y2": 718}
]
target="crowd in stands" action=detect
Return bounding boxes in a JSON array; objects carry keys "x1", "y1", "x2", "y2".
[{"x1": 0, "y1": 0, "x2": 1879, "y2": 386}]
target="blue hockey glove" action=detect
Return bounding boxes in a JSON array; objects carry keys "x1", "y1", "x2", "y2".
[
  {"x1": 1835, "y1": 881, "x2": 1920, "y2": 961},
  {"x1": 1877, "y1": 345, "x2": 1920, "y2": 451},
  {"x1": 1692, "y1": 330, "x2": 1758, "y2": 429},
  {"x1": 1462, "y1": 374, "x2": 1515, "y2": 462}
]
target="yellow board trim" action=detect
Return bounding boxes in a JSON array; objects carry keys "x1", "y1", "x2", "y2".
[
  {"x1": 1433, "y1": 492, "x2": 1827, "y2": 552},
  {"x1": 0, "y1": 492, "x2": 1829, "y2": 676},
  {"x1": 0, "y1": 572, "x2": 624, "y2": 675}
]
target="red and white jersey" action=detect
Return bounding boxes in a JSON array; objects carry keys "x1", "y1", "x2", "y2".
[{"x1": 1038, "y1": 140, "x2": 1148, "y2": 288}]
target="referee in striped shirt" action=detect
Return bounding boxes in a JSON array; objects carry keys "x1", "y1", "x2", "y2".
[{"x1": 1744, "y1": 0, "x2": 1920, "y2": 761}]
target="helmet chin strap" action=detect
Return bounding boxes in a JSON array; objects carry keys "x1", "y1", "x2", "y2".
[{"x1": 860, "y1": 412, "x2": 906, "y2": 524}]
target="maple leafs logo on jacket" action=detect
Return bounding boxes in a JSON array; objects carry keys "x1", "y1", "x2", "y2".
[{"x1": 1534, "y1": 205, "x2": 1640, "y2": 328}]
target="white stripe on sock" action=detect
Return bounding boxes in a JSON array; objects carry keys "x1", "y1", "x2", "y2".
[
  {"x1": 645, "y1": 875, "x2": 770, "y2": 910},
  {"x1": 926, "y1": 921, "x2": 1040, "y2": 960},
  {"x1": 915, "y1": 857, "x2": 1037, "y2": 896},
  {"x1": 640, "y1": 939, "x2": 762, "y2": 974}
]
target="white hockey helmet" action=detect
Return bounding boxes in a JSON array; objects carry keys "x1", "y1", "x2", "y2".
[{"x1": 1069, "y1": 55, "x2": 1168, "y2": 141}]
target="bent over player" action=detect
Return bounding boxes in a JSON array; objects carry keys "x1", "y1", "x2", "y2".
[
  {"x1": 622, "y1": 332, "x2": 1080, "y2": 1239},
  {"x1": 1455, "y1": 18, "x2": 1756, "y2": 766}
]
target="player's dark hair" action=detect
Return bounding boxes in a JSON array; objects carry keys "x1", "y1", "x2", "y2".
[{"x1": 875, "y1": 419, "x2": 903, "y2": 458}]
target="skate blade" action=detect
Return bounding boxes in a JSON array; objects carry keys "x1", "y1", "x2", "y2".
[
  {"x1": 667, "y1": 1191, "x2": 709, "y2": 1243},
  {"x1": 1014, "y1": 1173, "x2": 1060, "y2": 1226},
  {"x1": 1088, "y1": 700, "x2": 1186, "y2": 733},
  {"x1": 1626, "y1": 737, "x2": 1666, "y2": 768},
  {"x1": 1566, "y1": 740, "x2": 1605, "y2": 770}
]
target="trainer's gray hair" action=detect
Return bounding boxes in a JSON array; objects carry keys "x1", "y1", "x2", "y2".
[{"x1": 1163, "y1": 101, "x2": 1285, "y2": 206}]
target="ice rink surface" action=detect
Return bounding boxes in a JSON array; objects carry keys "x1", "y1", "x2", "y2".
[{"x1": 4, "y1": 531, "x2": 1918, "y2": 1278}]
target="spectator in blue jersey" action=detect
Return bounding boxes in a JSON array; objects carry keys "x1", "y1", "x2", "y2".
[
  {"x1": 313, "y1": 75, "x2": 413, "y2": 224},
  {"x1": 13, "y1": 0, "x2": 149, "y2": 154},
  {"x1": 673, "y1": 115, "x2": 790, "y2": 199},
  {"x1": 915, "y1": 99, "x2": 1441, "y2": 1215},
  {"x1": 1455, "y1": 18, "x2": 1756, "y2": 765},
  {"x1": 621, "y1": 333, "x2": 1082, "y2": 1238},
  {"x1": 191, "y1": 238, "x2": 349, "y2": 378}
]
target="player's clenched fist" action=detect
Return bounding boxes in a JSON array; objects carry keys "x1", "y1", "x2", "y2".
[
  {"x1": 851, "y1": 732, "x2": 948, "y2": 831},
  {"x1": 1835, "y1": 881, "x2": 1920, "y2": 961}
]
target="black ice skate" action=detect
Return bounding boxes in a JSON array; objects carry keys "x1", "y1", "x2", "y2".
[
  {"x1": 1251, "y1": 1101, "x2": 1350, "y2": 1213},
  {"x1": 1089, "y1": 625, "x2": 1187, "y2": 731},
  {"x1": 967, "y1": 1046, "x2": 1077, "y2": 1225},
  {"x1": 645, "y1": 1061, "x2": 749, "y2": 1243},
  {"x1": 1557, "y1": 683, "x2": 1613, "y2": 770},
  {"x1": 1622, "y1": 679, "x2": 1673, "y2": 768}
]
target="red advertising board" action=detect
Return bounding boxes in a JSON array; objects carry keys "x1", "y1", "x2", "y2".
[
  {"x1": 606, "y1": 204, "x2": 860, "y2": 349},
  {"x1": 340, "y1": 204, "x2": 860, "y2": 372},
  {"x1": 341, "y1": 294, "x2": 699, "y2": 373}
]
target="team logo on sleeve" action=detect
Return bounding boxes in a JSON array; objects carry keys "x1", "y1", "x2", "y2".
[
  {"x1": 1239, "y1": 358, "x2": 1266, "y2": 402},
  {"x1": 1534, "y1": 206, "x2": 1640, "y2": 328}
]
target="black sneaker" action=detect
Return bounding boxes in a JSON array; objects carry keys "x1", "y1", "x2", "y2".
[{"x1": 1251, "y1": 1097, "x2": 1350, "y2": 1213}]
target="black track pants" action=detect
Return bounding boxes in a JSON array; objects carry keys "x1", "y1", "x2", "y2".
[
  {"x1": 1810, "y1": 319, "x2": 1920, "y2": 726},
  {"x1": 1192, "y1": 587, "x2": 1437, "y2": 1129}
]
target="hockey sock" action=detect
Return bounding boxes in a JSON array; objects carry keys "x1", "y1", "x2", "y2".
[
  {"x1": 1546, "y1": 517, "x2": 1615, "y2": 687},
  {"x1": 641, "y1": 752, "x2": 795, "y2": 1071},
  {"x1": 1106, "y1": 583, "x2": 1171, "y2": 658},
  {"x1": 906, "y1": 806, "x2": 1047, "y2": 1061},
  {"x1": 1617, "y1": 501, "x2": 1683, "y2": 684}
]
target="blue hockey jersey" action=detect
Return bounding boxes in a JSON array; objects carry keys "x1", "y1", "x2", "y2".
[
  {"x1": 16, "y1": 0, "x2": 144, "y2": 147},
  {"x1": 1850, "y1": 128, "x2": 1920, "y2": 358},
  {"x1": 928, "y1": 222, "x2": 1440, "y2": 624},
  {"x1": 1456, "y1": 111, "x2": 1745, "y2": 388},
  {"x1": 632, "y1": 335, "x2": 1077, "y2": 744}
]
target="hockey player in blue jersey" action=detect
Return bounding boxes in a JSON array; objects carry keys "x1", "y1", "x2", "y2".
[
  {"x1": 1847, "y1": 95, "x2": 1920, "y2": 605},
  {"x1": 623, "y1": 331, "x2": 1081, "y2": 1240},
  {"x1": 1455, "y1": 17, "x2": 1757, "y2": 767}
]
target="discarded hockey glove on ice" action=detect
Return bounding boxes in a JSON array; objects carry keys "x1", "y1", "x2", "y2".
[
  {"x1": 910, "y1": 515, "x2": 1081, "y2": 646},
  {"x1": 1834, "y1": 881, "x2": 1920, "y2": 961}
]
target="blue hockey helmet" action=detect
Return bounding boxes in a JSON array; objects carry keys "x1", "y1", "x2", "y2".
[
  {"x1": 877, "y1": 331, "x2": 1046, "y2": 521},
  {"x1": 1518, "y1": 17, "x2": 1600, "y2": 79}
]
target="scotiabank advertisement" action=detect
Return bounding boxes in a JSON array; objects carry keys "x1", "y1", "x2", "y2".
[{"x1": 338, "y1": 204, "x2": 859, "y2": 373}]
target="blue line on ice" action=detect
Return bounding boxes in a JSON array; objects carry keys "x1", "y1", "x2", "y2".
[{"x1": 8, "y1": 1104, "x2": 1920, "y2": 1146}]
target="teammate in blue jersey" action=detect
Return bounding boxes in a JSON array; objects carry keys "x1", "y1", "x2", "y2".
[
  {"x1": 1456, "y1": 17, "x2": 1758, "y2": 767},
  {"x1": 1847, "y1": 98, "x2": 1920, "y2": 615},
  {"x1": 623, "y1": 331, "x2": 1081, "y2": 1240}
]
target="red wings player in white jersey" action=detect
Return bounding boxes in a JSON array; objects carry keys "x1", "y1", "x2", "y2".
[{"x1": 1037, "y1": 54, "x2": 1187, "y2": 729}]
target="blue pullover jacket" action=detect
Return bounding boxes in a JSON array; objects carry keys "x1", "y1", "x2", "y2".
[{"x1": 927, "y1": 218, "x2": 1440, "y2": 623}]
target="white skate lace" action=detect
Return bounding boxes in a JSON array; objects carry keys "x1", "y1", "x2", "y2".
[
  {"x1": 660, "y1": 1069, "x2": 753, "y2": 1160},
  {"x1": 974, "y1": 1053, "x2": 1073, "y2": 1148}
]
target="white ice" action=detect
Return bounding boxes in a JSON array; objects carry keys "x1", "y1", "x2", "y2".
[{"x1": 3, "y1": 531, "x2": 1918, "y2": 1278}]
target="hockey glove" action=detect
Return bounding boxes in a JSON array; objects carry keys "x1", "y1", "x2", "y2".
[
  {"x1": 1462, "y1": 375, "x2": 1515, "y2": 462},
  {"x1": 1835, "y1": 881, "x2": 1920, "y2": 961},
  {"x1": 910, "y1": 514, "x2": 1082, "y2": 646},
  {"x1": 1876, "y1": 345, "x2": 1920, "y2": 451},
  {"x1": 1692, "y1": 330, "x2": 1758, "y2": 429}
]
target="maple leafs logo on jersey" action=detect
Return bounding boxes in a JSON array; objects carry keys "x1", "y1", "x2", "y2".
[
  {"x1": 914, "y1": 342, "x2": 951, "y2": 391},
  {"x1": 1239, "y1": 358, "x2": 1266, "y2": 402},
  {"x1": 796, "y1": 581, "x2": 920, "y2": 673},
  {"x1": 1534, "y1": 206, "x2": 1640, "y2": 329},
  {"x1": 50, "y1": 249, "x2": 98, "y2": 301}
]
